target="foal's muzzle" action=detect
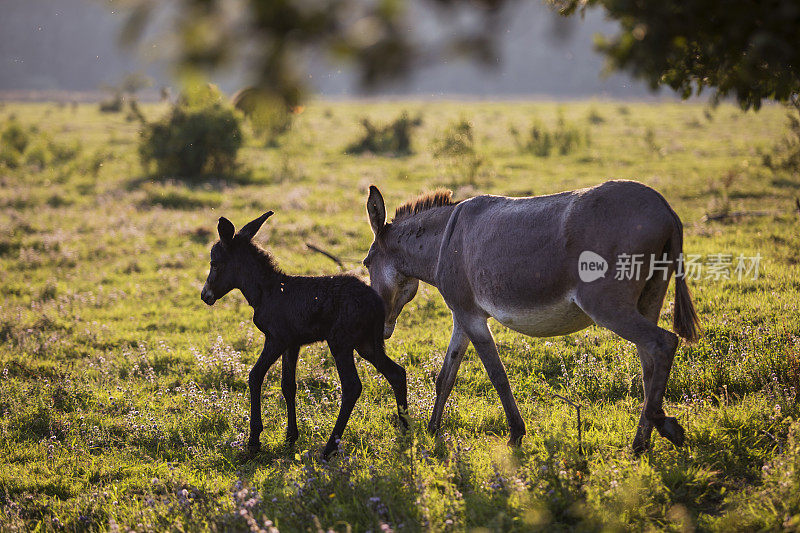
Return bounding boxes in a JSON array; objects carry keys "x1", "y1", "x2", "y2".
[{"x1": 200, "y1": 285, "x2": 216, "y2": 305}]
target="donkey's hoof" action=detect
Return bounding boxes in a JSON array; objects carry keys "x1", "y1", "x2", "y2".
[
  {"x1": 426, "y1": 420, "x2": 439, "y2": 436},
  {"x1": 507, "y1": 433, "x2": 525, "y2": 447},
  {"x1": 656, "y1": 417, "x2": 685, "y2": 447},
  {"x1": 246, "y1": 442, "x2": 261, "y2": 455}
]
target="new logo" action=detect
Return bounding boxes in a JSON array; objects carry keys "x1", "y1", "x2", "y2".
[{"x1": 578, "y1": 251, "x2": 608, "y2": 282}]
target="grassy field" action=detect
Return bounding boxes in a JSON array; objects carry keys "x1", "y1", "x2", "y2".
[{"x1": 1, "y1": 98, "x2": 799, "y2": 532}]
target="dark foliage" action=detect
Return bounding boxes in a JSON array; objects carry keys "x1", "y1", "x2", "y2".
[
  {"x1": 553, "y1": 0, "x2": 800, "y2": 109},
  {"x1": 347, "y1": 112, "x2": 422, "y2": 156}
]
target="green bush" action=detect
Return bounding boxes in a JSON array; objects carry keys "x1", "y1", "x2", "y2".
[
  {"x1": 25, "y1": 141, "x2": 51, "y2": 168},
  {"x1": 763, "y1": 105, "x2": 800, "y2": 173},
  {"x1": 232, "y1": 87, "x2": 292, "y2": 144},
  {"x1": 0, "y1": 144, "x2": 21, "y2": 169},
  {"x1": 139, "y1": 85, "x2": 243, "y2": 179},
  {"x1": 1, "y1": 118, "x2": 30, "y2": 153},
  {"x1": 99, "y1": 93, "x2": 124, "y2": 113},
  {"x1": 586, "y1": 107, "x2": 605, "y2": 124},
  {"x1": 511, "y1": 115, "x2": 590, "y2": 157},
  {"x1": 431, "y1": 119, "x2": 486, "y2": 185},
  {"x1": 431, "y1": 119, "x2": 476, "y2": 158},
  {"x1": 347, "y1": 112, "x2": 421, "y2": 156}
]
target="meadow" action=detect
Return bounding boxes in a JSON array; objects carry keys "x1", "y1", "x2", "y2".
[{"x1": 0, "y1": 97, "x2": 799, "y2": 532}]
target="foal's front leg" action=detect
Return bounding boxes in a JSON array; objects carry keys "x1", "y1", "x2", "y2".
[
  {"x1": 248, "y1": 339, "x2": 285, "y2": 451},
  {"x1": 282, "y1": 345, "x2": 300, "y2": 443}
]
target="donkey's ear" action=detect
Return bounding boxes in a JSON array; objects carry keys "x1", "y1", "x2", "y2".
[
  {"x1": 367, "y1": 185, "x2": 386, "y2": 236},
  {"x1": 218, "y1": 217, "x2": 235, "y2": 245},
  {"x1": 237, "y1": 211, "x2": 274, "y2": 241}
]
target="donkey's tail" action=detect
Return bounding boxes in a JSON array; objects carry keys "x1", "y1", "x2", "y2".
[{"x1": 668, "y1": 209, "x2": 701, "y2": 343}]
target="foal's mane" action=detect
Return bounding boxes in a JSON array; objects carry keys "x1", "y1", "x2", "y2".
[
  {"x1": 241, "y1": 238, "x2": 282, "y2": 274},
  {"x1": 392, "y1": 189, "x2": 458, "y2": 223}
]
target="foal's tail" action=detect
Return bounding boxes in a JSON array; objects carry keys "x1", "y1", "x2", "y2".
[{"x1": 668, "y1": 210, "x2": 701, "y2": 343}]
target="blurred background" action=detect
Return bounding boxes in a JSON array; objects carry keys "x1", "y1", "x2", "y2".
[{"x1": 1, "y1": 0, "x2": 654, "y2": 100}]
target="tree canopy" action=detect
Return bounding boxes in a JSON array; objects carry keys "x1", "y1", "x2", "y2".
[
  {"x1": 553, "y1": 0, "x2": 800, "y2": 109},
  {"x1": 123, "y1": 0, "x2": 800, "y2": 109}
]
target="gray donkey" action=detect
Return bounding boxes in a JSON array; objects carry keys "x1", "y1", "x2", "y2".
[{"x1": 363, "y1": 180, "x2": 699, "y2": 453}]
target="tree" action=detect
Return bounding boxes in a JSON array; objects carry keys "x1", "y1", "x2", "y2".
[{"x1": 553, "y1": 0, "x2": 800, "y2": 110}]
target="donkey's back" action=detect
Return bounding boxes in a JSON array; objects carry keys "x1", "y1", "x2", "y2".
[{"x1": 436, "y1": 180, "x2": 682, "y2": 337}]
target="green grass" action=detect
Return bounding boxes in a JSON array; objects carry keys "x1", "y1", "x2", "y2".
[{"x1": 1, "y1": 99, "x2": 799, "y2": 531}]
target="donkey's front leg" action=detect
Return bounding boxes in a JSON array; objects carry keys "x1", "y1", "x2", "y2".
[
  {"x1": 282, "y1": 345, "x2": 300, "y2": 444},
  {"x1": 428, "y1": 317, "x2": 470, "y2": 435},
  {"x1": 248, "y1": 340, "x2": 285, "y2": 451},
  {"x1": 462, "y1": 317, "x2": 526, "y2": 445}
]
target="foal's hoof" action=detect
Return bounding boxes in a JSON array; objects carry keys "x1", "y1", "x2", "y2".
[
  {"x1": 655, "y1": 417, "x2": 685, "y2": 447},
  {"x1": 631, "y1": 437, "x2": 650, "y2": 456},
  {"x1": 427, "y1": 420, "x2": 439, "y2": 436},
  {"x1": 285, "y1": 430, "x2": 299, "y2": 444},
  {"x1": 246, "y1": 442, "x2": 261, "y2": 456},
  {"x1": 393, "y1": 412, "x2": 410, "y2": 431},
  {"x1": 320, "y1": 446, "x2": 338, "y2": 461}
]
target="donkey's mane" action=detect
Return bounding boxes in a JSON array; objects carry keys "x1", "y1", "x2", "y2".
[{"x1": 392, "y1": 189, "x2": 457, "y2": 222}]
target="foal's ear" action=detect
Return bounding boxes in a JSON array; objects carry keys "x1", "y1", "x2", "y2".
[
  {"x1": 237, "y1": 211, "x2": 274, "y2": 241},
  {"x1": 218, "y1": 217, "x2": 235, "y2": 245},
  {"x1": 367, "y1": 185, "x2": 386, "y2": 236}
]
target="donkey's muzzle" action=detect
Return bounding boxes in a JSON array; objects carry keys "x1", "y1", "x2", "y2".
[{"x1": 200, "y1": 286, "x2": 216, "y2": 305}]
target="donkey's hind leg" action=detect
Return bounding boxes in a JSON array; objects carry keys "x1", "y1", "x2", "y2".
[
  {"x1": 576, "y1": 290, "x2": 683, "y2": 451},
  {"x1": 322, "y1": 343, "x2": 362, "y2": 459},
  {"x1": 357, "y1": 339, "x2": 409, "y2": 429},
  {"x1": 631, "y1": 276, "x2": 670, "y2": 453}
]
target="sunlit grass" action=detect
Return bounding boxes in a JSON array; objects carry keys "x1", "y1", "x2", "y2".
[{"x1": 0, "y1": 99, "x2": 798, "y2": 531}]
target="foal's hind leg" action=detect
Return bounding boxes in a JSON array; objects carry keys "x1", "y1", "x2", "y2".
[
  {"x1": 322, "y1": 343, "x2": 362, "y2": 459},
  {"x1": 577, "y1": 289, "x2": 683, "y2": 452},
  {"x1": 357, "y1": 340, "x2": 409, "y2": 429},
  {"x1": 282, "y1": 345, "x2": 300, "y2": 443}
]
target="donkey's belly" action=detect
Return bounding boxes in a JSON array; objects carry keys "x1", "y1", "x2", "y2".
[{"x1": 481, "y1": 298, "x2": 594, "y2": 338}]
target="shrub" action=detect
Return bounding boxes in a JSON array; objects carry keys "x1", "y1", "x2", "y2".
[
  {"x1": 511, "y1": 115, "x2": 590, "y2": 157},
  {"x1": 347, "y1": 112, "x2": 422, "y2": 156},
  {"x1": 431, "y1": 119, "x2": 476, "y2": 158},
  {"x1": 586, "y1": 107, "x2": 605, "y2": 124},
  {"x1": 139, "y1": 84, "x2": 243, "y2": 179},
  {"x1": 232, "y1": 87, "x2": 292, "y2": 145},
  {"x1": 1, "y1": 119, "x2": 30, "y2": 154},
  {"x1": 99, "y1": 93, "x2": 124, "y2": 113},
  {"x1": 431, "y1": 119, "x2": 486, "y2": 185},
  {"x1": 763, "y1": 104, "x2": 800, "y2": 174},
  {"x1": 25, "y1": 141, "x2": 51, "y2": 168},
  {"x1": 0, "y1": 144, "x2": 21, "y2": 169}
]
